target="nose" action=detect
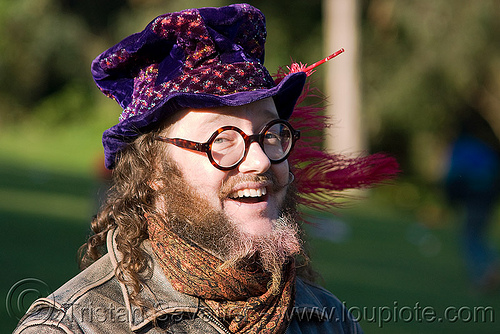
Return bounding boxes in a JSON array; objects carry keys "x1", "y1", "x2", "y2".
[{"x1": 238, "y1": 142, "x2": 271, "y2": 174}]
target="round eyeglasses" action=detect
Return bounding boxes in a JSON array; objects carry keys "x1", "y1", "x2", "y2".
[{"x1": 155, "y1": 119, "x2": 300, "y2": 170}]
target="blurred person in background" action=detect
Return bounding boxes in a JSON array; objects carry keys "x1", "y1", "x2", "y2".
[
  {"x1": 445, "y1": 107, "x2": 500, "y2": 293},
  {"x1": 14, "y1": 4, "x2": 397, "y2": 333}
]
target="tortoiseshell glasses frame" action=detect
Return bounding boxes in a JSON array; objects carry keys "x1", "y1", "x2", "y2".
[{"x1": 155, "y1": 119, "x2": 300, "y2": 171}]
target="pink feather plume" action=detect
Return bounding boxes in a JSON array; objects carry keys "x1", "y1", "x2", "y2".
[{"x1": 274, "y1": 50, "x2": 400, "y2": 214}]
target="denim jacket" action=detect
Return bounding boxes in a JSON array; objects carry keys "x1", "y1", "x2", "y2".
[{"x1": 14, "y1": 230, "x2": 362, "y2": 333}]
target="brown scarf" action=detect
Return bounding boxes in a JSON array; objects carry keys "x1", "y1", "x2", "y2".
[{"x1": 147, "y1": 216, "x2": 296, "y2": 333}]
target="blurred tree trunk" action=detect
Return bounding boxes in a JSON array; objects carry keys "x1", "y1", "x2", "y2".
[{"x1": 323, "y1": 0, "x2": 364, "y2": 154}]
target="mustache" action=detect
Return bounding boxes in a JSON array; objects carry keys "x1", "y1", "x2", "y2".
[{"x1": 218, "y1": 171, "x2": 293, "y2": 200}]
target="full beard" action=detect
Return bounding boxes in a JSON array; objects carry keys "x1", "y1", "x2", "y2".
[{"x1": 152, "y1": 160, "x2": 303, "y2": 293}]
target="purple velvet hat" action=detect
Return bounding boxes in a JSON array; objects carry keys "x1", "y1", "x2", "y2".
[{"x1": 92, "y1": 3, "x2": 306, "y2": 169}]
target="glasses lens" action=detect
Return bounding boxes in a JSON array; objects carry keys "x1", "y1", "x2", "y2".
[
  {"x1": 211, "y1": 129, "x2": 245, "y2": 168},
  {"x1": 263, "y1": 122, "x2": 293, "y2": 161}
]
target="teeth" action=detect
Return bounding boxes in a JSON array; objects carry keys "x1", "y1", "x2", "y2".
[{"x1": 229, "y1": 187, "x2": 267, "y2": 199}]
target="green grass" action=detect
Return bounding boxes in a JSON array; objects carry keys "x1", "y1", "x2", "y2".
[
  {"x1": 1, "y1": 120, "x2": 499, "y2": 333},
  {"x1": 0, "y1": 114, "x2": 112, "y2": 332},
  {"x1": 1, "y1": 162, "x2": 96, "y2": 331},
  {"x1": 306, "y1": 204, "x2": 500, "y2": 333}
]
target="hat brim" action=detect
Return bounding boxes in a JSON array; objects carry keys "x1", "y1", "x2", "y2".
[{"x1": 102, "y1": 71, "x2": 306, "y2": 169}]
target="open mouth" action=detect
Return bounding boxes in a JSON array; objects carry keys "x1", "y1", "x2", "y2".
[{"x1": 228, "y1": 187, "x2": 268, "y2": 203}]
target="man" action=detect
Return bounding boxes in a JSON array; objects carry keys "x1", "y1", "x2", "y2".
[{"x1": 15, "y1": 4, "x2": 397, "y2": 333}]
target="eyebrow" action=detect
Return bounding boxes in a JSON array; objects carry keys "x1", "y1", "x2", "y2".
[
  {"x1": 173, "y1": 107, "x2": 279, "y2": 140},
  {"x1": 201, "y1": 108, "x2": 279, "y2": 128}
]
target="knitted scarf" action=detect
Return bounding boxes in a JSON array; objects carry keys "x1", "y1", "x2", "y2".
[{"x1": 147, "y1": 216, "x2": 296, "y2": 333}]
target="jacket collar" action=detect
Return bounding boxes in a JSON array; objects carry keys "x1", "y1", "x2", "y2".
[{"x1": 107, "y1": 229, "x2": 201, "y2": 332}]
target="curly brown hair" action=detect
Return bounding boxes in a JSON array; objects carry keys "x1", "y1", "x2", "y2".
[{"x1": 78, "y1": 129, "x2": 165, "y2": 305}]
